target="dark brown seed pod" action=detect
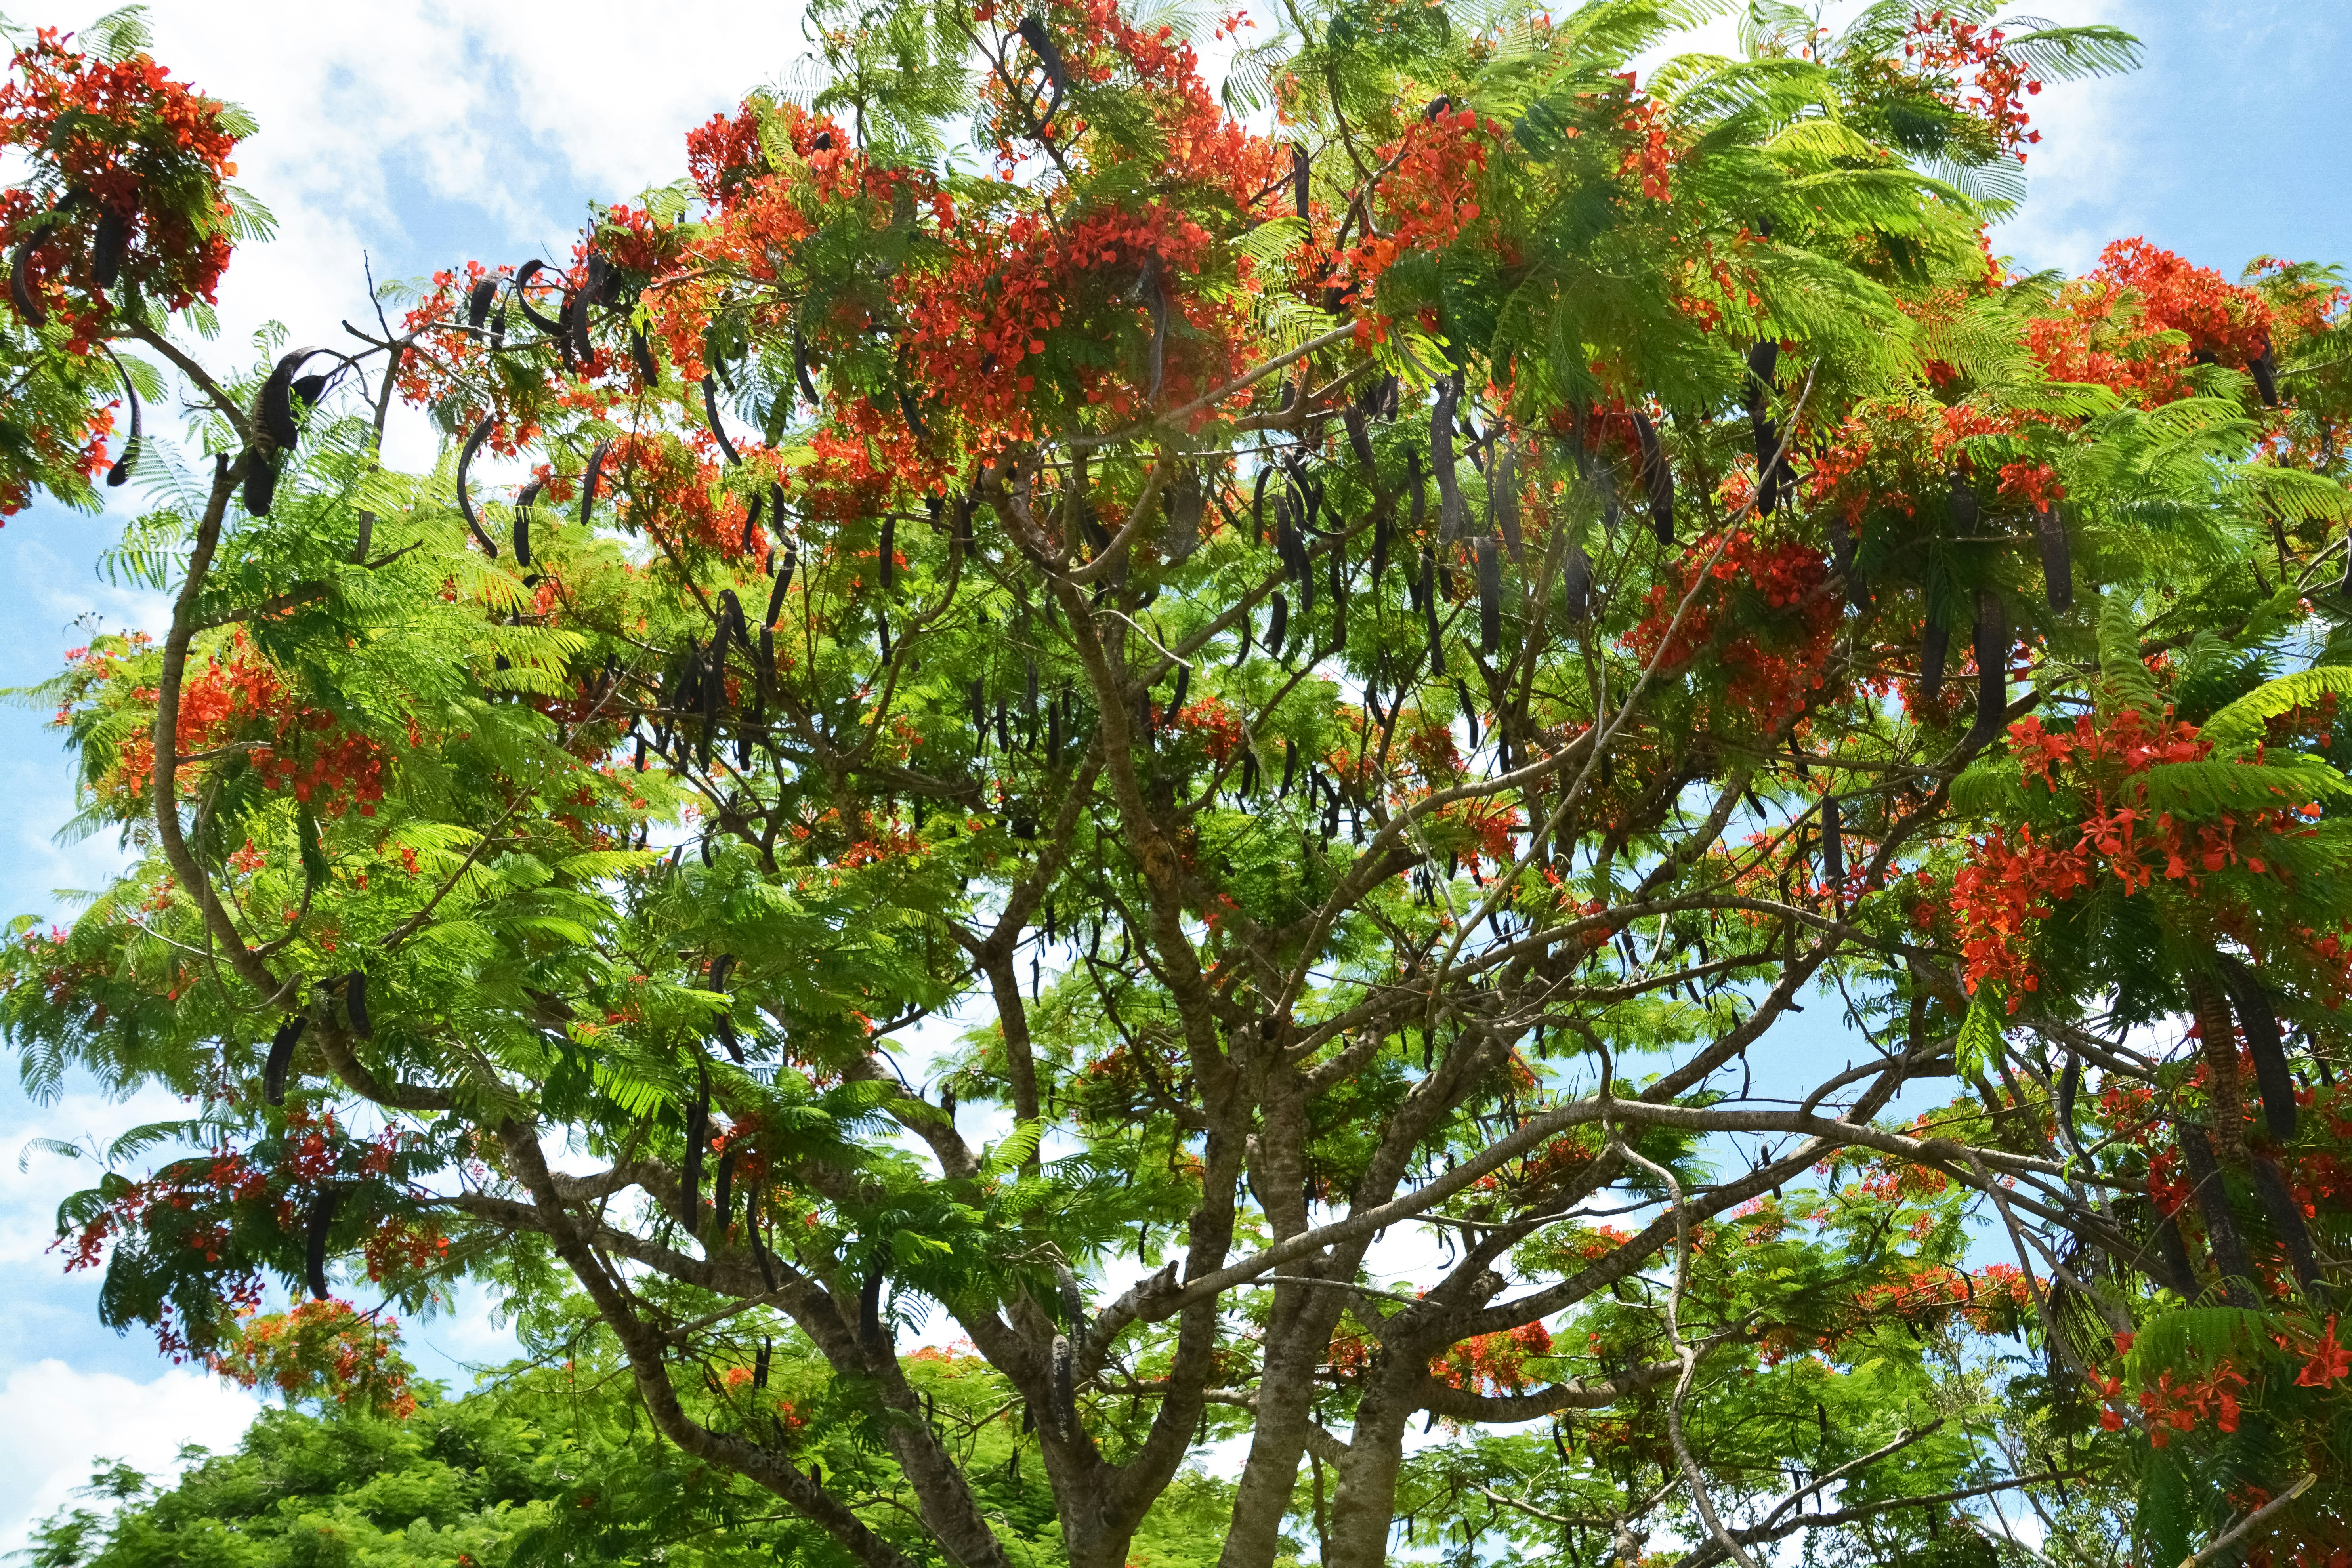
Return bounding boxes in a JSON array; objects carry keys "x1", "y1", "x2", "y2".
[
  {"x1": 1631, "y1": 410, "x2": 1670, "y2": 545},
  {"x1": 10, "y1": 233, "x2": 46, "y2": 327},
  {"x1": 1344, "y1": 406, "x2": 1375, "y2": 475},
  {"x1": 681, "y1": 1065, "x2": 710, "y2": 1226},
  {"x1": 1493, "y1": 443, "x2": 1522, "y2": 562},
  {"x1": 630, "y1": 323, "x2": 659, "y2": 387},
  {"x1": 2251, "y1": 1154, "x2": 2325, "y2": 1296},
  {"x1": 90, "y1": 202, "x2": 128, "y2": 290},
  {"x1": 344, "y1": 971, "x2": 370, "y2": 1038},
  {"x1": 793, "y1": 328, "x2": 820, "y2": 405},
  {"x1": 1329, "y1": 532, "x2": 1347, "y2": 650},
  {"x1": 580, "y1": 438, "x2": 612, "y2": 528},
  {"x1": 703, "y1": 375, "x2": 742, "y2": 464},
  {"x1": 260, "y1": 349, "x2": 312, "y2": 449},
  {"x1": 1431, "y1": 378, "x2": 1466, "y2": 543},
  {"x1": 879, "y1": 512, "x2": 897, "y2": 590},
  {"x1": 1018, "y1": 15, "x2": 1069, "y2": 123},
  {"x1": 2218, "y1": 956, "x2": 2296, "y2": 1142},
  {"x1": 1264, "y1": 591, "x2": 1289, "y2": 662},
  {"x1": 102, "y1": 348, "x2": 141, "y2": 487},
  {"x1": 897, "y1": 389, "x2": 927, "y2": 443},
  {"x1": 2034, "y1": 505, "x2": 2072, "y2": 610},
  {"x1": 2056, "y1": 1054, "x2": 2080, "y2": 1131},
  {"x1": 738, "y1": 488, "x2": 762, "y2": 556},
  {"x1": 1422, "y1": 548, "x2": 1446, "y2": 676},
  {"x1": 1280, "y1": 738, "x2": 1298, "y2": 796},
  {"x1": 466, "y1": 277, "x2": 499, "y2": 329},
  {"x1": 1948, "y1": 469, "x2": 1976, "y2": 532},
  {"x1": 264, "y1": 1016, "x2": 305, "y2": 1106},
  {"x1": 2152, "y1": 1209, "x2": 2199, "y2": 1296},
  {"x1": 1921, "y1": 615, "x2": 1949, "y2": 702},
  {"x1": 2250, "y1": 343, "x2": 2279, "y2": 408},
  {"x1": 564, "y1": 285, "x2": 591, "y2": 368},
  {"x1": 2178, "y1": 1124, "x2": 2256, "y2": 1307},
  {"x1": 634, "y1": 735, "x2": 648, "y2": 773},
  {"x1": 711, "y1": 1147, "x2": 736, "y2": 1235},
  {"x1": 1820, "y1": 794, "x2": 1843, "y2": 889},
  {"x1": 1369, "y1": 492, "x2": 1392, "y2": 586},
  {"x1": 242, "y1": 455, "x2": 278, "y2": 517},
  {"x1": 1291, "y1": 143, "x2": 1311, "y2": 218},
  {"x1": 1476, "y1": 534, "x2": 1501, "y2": 655},
  {"x1": 766, "y1": 546, "x2": 794, "y2": 629},
  {"x1": 1563, "y1": 542, "x2": 1592, "y2": 622},
  {"x1": 2186, "y1": 974, "x2": 2248, "y2": 1160},
  {"x1": 512, "y1": 479, "x2": 540, "y2": 567},
  {"x1": 305, "y1": 1187, "x2": 342, "y2": 1300},
  {"x1": 1166, "y1": 467, "x2": 1203, "y2": 563},
  {"x1": 1745, "y1": 339, "x2": 1778, "y2": 397},
  {"x1": 488, "y1": 303, "x2": 505, "y2": 350},
  {"x1": 457, "y1": 416, "x2": 499, "y2": 557},
  {"x1": 1966, "y1": 590, "x2": 2006, "y2": 750},
  {"x1": 511, "y1": 260, "x2": 562, "y2": 334},
  {"x1": 1169, "y1": 663, "x2": 1189, "y2": 717}
]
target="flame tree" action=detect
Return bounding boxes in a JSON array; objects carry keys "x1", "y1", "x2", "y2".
[{"x1": 6, "y1": 2, "x2": 2352, "y2": 1565}]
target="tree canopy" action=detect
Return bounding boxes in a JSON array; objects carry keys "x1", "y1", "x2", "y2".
[{"x1": 4, "y1": 2, "x2": 2352, "y2": 1566}]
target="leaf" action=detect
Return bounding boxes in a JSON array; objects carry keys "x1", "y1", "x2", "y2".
[
  {"x1": 2133, "y1": 758, "x2": 2352, "y2": 816},
  {"x1": 2198, "y1": 666, "x2": 2352, "y2": 753},
  {"x1": 1955, "y1": 984, "x2": 2006, "y2": 1078},
  {"x1": 2096, "y1": 591, "x2": 2161, "y2": 719}
]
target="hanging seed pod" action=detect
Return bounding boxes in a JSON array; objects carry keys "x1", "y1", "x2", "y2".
[
  {"x1": 712, "y1": 1147, "x2": 736, "y2": 1238},
  {"x1": 1408, "y1": 449, "x2": 1426, "y2": 538},
  {"x1": 1170, "y1": 663, "x2": 1189, "y2": 716},
  {"x1": 1820, "y1": 795, "x2": 1844, "y2": 889},
  {"x1": 898, "y1": 388, "x2": 928, "y2": 444},
  {"x1": 1563, "y1": 542, "x2": 1592, "y2": 622},
  {"x1": 2251, "y1": 1154, "x2": 2325, "y2": 1296},
  {"x1": 1370, "y1": 492, "x2": 1391, "y2": 585},
  {"x1": 580, "y1": 438, "x2": 613, "y2": 528},
  {"x1": 1948, "y1": 470, "x2": 1977, "y2": 532},
  {"x1": 8, "y1": 231, "x2": 46, "y2": 328},
  {"x1": 1825, "y1": 514, "x2": 1864, "y2": 609},
  {"x1": 1344, "y1": 406, "x2": 1376, "y2": 475},
  {"x1": 1966, "y1": 591, "x2": 2006, "y2": 749},
  {"x1": 489, "y1": 302, "x2": 506, "y2": 349},
  {"x1": 344, "y1": 972, "x2": 371, "y2": 1038},
  {"x1": 1025, "y1": 658, "x2": 1040, "y2": 721},
  {"x1": 1745, "y1": 339, "x2": 1779, "y2": 397},
  {"x1": 1494, "y1": 443, "x2": 1522, "y2": 563},
  {"x1": 88, "y1": 201, "x2": 129, "y2": 290},
  {"x1": 1432, "y1": 379, "x2": 1467, "y2": 543},
  {"x1": 753, "y1": 1336, "x2": 773, "y2": 1389},
  {"x1": 1921, "y1": 615, "x2": 1949, "y2": 703},
  {"x1": 2187, "y1": 974, "x2": 2248, "y2": 1159},
  {"x1": 1280, "y1": 738, "x2": 1298, "y2": 796},
  {"x1": 631, "y1": 323, "x2": 659, "y2": 387},
  {"x1": 1476, "y1": 534, "x2": 1501, "y2": 655},
  {"x1": 2152, "y1": 1209, "x2": 2199, "y2": 1297},
  {"x1": 2056, "y1": 1053, "x2": 2081, "y2": 1131},
  {"x1": 2218, "y1": 956, "x2": 2297, "y2": 1142},
  {"x1": 1264, "y1": 591, "x2": 1289, "y2": 662},
  {"x1": 1251, "y1": 464, "x2": 1271, "y2": 545},
  {"x1": 877, "y1": 610, "x2": 892, "y2": 667},
  {"x1": 1229, "y1": 602, "x2": 1252, "y2": 668},
  {"x1": 2250, "y1": 343, "x2": 2280, "y2": 409},
  {"x1": 259, "y1": 349, "x2": 312, "y2": 449},
  {"x1": 1632, "y1": 411, "x2": 1672, "y2": 545},
  {"x1": 453, "y1": 416, "x2": 499, "y2": 555},
  {"x1": 305, "y1": 1187, "x2": 342, "y2": 1301},
  {"x1": 103, "y1": 350, "x2": 140, "y2": 487},
  {"x1": 765, "y1": 549, "x2": 795, "y2": 630},
  {"x1": 879, "y1": 512, "x2": 897, "y2": 590},
  {"x1": 737, "y1": 489, "x2": 763, "y2": 557},
  {"x1": 1291, "y1": 143, "x2": 1311, "y2": 218},
  {"x1": 1422, "y1": 547, "x2": 1447, "y2": 675},
  {"x1": 682, "y1": 1066, "x2": 710, "y2": 1225},
  {"x1": 511, "y1": 260, "x2": 562, "y2": 334},
  {"x1": 2178, "y1": 1124, "x2": 2256, "y2": 1307},
  {"x1": 703, "y1": 375, "x2": 742, "y2": 464},
  {"x1": 264, "y1": 1016, "x2": 305, "y2": 1107},
  {"x1": 466, "y1": 277, "x2": 499, "y2": 329},
  {"x1": 2035, "y1": 505, "x2": 2073, "y2": 610},
  {"x1": 242, "y1": 455, "x2": 279, "y2": 518},
  {"x1": 1018, "y1": 15, "x2": 1069, "y2": 123},
  {"x1": 1329, "y1": 533, "x2": 1347, "y2": 650},
  {"x1": 512, "y1": 479, "x2": 540, "y2": 567},
  {"x1": 1275, "y1": 492, "x2": 1301, "y2": 582},
  {"x1": 1167, "y1": 467, "x2": 1203, "y2": 562},
  {"x1": 634, "y1": 735, "x2": 648, "y2": 773}
]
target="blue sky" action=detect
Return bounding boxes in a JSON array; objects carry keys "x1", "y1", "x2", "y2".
[{"x1": 0, "y1": 0, "x2": 2344, "y2": 1545}]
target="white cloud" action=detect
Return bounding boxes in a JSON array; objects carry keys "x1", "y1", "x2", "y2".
[{"x1": 0, "y1": 1358, "x2": 259, "y2": 1554}]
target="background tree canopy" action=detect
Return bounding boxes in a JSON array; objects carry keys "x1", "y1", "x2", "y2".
[{"x1": 2, "y1": 1, "x2": 2350, "y2": 1565}]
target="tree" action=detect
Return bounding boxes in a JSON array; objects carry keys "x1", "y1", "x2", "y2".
[{"x1": 4, "y1": 1, "x2": 2350, "y2": 1565}]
